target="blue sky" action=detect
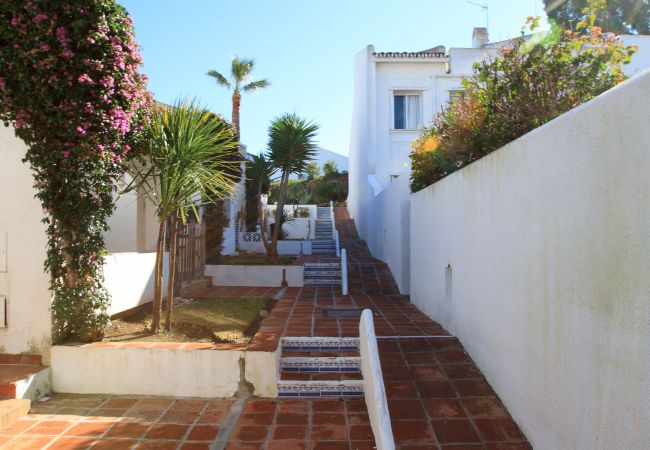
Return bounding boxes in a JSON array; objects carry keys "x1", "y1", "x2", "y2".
[{"x1": 119, "y1": 0, "x2": 549, "y2": 156}]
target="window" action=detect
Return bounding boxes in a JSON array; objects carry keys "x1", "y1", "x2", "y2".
[
  {"x1": 393, "y1": 93, "x2": 421, "y2": 130},
  {"x1": 448, "y1": 89, "x2": 464, "y2": 104}
]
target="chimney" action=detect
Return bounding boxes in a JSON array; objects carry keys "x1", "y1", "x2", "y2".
[{"x1": 472, "y1": 27, "x2": 489, "y2": 48}]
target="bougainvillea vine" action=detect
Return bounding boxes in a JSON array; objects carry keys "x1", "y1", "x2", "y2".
[{"x1": 0, "y1": 0, "x2": 151, "y2": 340}]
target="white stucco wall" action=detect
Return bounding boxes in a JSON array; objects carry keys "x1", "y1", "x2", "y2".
[
  {"x1": 0, "y1": 125, "x2": 52, "y2": 357},
  {"x1": 205, "y1": 264, "x2": 303, "y2": 287},
  {"x1": 51, "y1": 345, "x2": 242, "y2": 398},
  {"x1": 364, "y1": 175, "x2": 410, "y2": 293},
  {"x1": 410, "y1": 71, "x2": 650, "y2": 450},
  {"x1": 104, "y1": 252, "x2": 169, "y2": 316}
]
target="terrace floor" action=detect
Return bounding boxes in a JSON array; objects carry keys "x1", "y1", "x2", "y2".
[{"x1": 0, "y1": 208, "x2": 530, "y2": 449}]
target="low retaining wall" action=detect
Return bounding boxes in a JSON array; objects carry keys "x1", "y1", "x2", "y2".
[
  {"x1": 239, "y1": 235, "x2": 313, "y2": 255},
  {"x1": 51, "y1": 343, "x2": 279, "y2": 398},
  {"x1": 359, "y1": 309, "x2": 394, "y2": 450},
  {"x1": 205, "y1": 264, "x2": 303, "y2": 287},
  {"x1": 103, "y1": 252, "x2": 169, "y2": 316}
]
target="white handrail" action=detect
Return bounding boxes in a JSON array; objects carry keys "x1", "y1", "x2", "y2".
[
  {"x1": 341, "y1": 248, "x2": 348, "y2": 295},
  {"x1": 329, "y1": 200, "x2": 335, "y2": 239},
  {"x1": 335, "y1": 230, "x2": 340, "y2": 257}
]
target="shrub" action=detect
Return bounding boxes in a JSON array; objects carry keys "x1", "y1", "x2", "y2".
[
  {"x1": 409, "y1": 14, "x2": 637, "y2": 193},
  {"x1": 294, "y1": 207, "x2": 310, "y2": 218}
]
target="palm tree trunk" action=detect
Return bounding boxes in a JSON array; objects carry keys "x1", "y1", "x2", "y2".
[
  {"x1": 232, "y1": 92, "x2": 241, "y2": 140},
  {"x1": 269, "y1": 171, "x2": 289, "y2": 264},
  {"x1": 152, "y1": 220, "x2": 166, "y2": 333},
  {"x1": 257, "y1": 184, "x2": 270, "y2": 255},
  {"x1": 164, "y1": 214, "x2": 178, "y2": 331}
]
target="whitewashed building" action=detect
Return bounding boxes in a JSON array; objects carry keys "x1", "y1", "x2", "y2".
[{"x1": 347, "y1": 28, "x2": 650, "y2": 294}]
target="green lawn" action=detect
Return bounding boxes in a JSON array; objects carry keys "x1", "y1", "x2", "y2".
[{"x1": 104, "y1": 297, "x2": 271, "y2": 344}]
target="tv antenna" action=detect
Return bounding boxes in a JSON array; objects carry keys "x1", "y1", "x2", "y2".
[{"x1": 467, "y1": 1, "x2": 489, "y2": 30}]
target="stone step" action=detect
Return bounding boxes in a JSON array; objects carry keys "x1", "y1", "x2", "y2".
[
  {"x1": 277, "y1": 380, "x2": 364, "y2": 398},
  {"x1": 282, "y1": 337, "x2": 360, "y2": 352},
  {"x1": 0, "y1": 363, "x2": 51, "y2": 400},
  {"x1": 0, "y1": 399, "x2": 30, "y2": 430},
  {"x1": 0, "y1": 355, "x2": 42, "y2": 366},
  {"x1": 281, "y1": 356, "x2": 361, "y2": 373}
]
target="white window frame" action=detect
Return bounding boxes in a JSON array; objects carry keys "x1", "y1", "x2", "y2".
[
  {"x1": 391, "y1": 90, "x2": 423, "y2": 131},
  {"x1": 447, "y1": 88, "x2": 465, "y2": 105}
]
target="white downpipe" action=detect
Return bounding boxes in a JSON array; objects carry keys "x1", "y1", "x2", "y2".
[
  {"x1": 359, "y1": 309, "x2": 395, "y2": 450},
  {"x1": 341, "y1": 248, "x2": 348, "y2": 295},
  {"x1": 335, "y1": 230, "x2": 341, "y2": 257}
]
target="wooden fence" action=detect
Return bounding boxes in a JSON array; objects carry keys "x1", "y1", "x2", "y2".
[{"x1": 174, "y1": 220, "x2": 206, "y2": 292}]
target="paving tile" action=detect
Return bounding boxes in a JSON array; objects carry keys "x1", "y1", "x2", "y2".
[
  {"x1": 104, "y1": 422, "x2": 149, "y2": 438},
  {"x1": 474, "y1": 418, "x2": 525, "y2": 442},
  {"x1": 63, "y1": 422, "x2": 112, "y2": 437},
  {"x1": 43, "y1": 436, "x2": 97, "y2": 449},
  {"x1": 423, "y1": 399, "x2": 466, "y2": 419},
  {"x1": 390, "y1": 420, "x2": 436, "y2": 445},
  {"x1": 462, "y1": 397, "x2": 509, "y2": 418},
  {"x1": 187, "y1": 424, "x2": 219, "y2": 441},
  {"x1": 231, "y1": 425, "x2": 269, "y2": 442},
  {"x1": 145, "y1": 423, "x2": 189, "y2": 440},
  {"x1": 2, "y1": 436, "x2": 55, "y2": 449},
  {"x1": 431, "y1": 419, "x2": 480, "y2": 443},
  {"x1": 93, "y1": 438, "x2": 140, "y2": 449},
  {"x1": 266, "y1": 440, "x2": 307, "y2": 450},
  {"x1": 272, "y1": 425, "x2": 308, "y2": 440},
  {"x1": 309, "y1": 424, "x2": 348, "y2": 441}
]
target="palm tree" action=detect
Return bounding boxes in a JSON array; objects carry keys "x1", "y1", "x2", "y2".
[
  {"x1": 246, "y1": 153, "x2": 275, "y2": 254},
  {"x1": 135, "y1": 99, "x2": 240, "y2": 332},
  {"x1": 267, "y1": 113, "x2": 319, "y2": 263},
  {"x1": 207, "y1": 56, "x2": 270, "y2": 139}
]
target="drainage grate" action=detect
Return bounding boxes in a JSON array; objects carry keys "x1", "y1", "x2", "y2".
[{"x1": 322, "y1": 309, "x2": 378, "y2": 318}]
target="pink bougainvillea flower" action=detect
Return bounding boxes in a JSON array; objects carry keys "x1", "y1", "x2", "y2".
[{"x1": 62, "y1": 150, "x2": 70, "y2": 158}]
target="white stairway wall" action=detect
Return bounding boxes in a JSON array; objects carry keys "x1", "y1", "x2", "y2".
[{"x1": 410, "y1": 71, "x2": 650, "y2": 450}]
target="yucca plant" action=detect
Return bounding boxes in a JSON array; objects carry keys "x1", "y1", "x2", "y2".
[
  {"x1": 134, "y1": 99, "x2": 240, "y2": 332},
  {"x1": 267, "y1": 113, "x2": 318, "y2": 263}
]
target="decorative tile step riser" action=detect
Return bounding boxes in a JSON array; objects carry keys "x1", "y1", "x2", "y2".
[
  {"x1": 304, "y1": 264, "x2": 341, "y2": 269},
  {"x1": 277, "y1": 381, "x2": 364, "y2": 398},
  {"x1": 282, "y1": 338, "x2": 360, "y2": 352},
  {"x1": 281, "y1": 357, "x2": 361, "y2": 373},
  {"x1": 303, "y1": 270, "x2": 342, "y2": 275}
]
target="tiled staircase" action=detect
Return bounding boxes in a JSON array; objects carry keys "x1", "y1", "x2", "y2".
[
  {"x1": 313, "y1": 207, "x2": 335, "y2": 255},
  {"x1": 303, "y1": 262, "x2": 341, "y2": 286},
  {"x1": 277, "y1": 337, "x2": 364, "y2": 398}
]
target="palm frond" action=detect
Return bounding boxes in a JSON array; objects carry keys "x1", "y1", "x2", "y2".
[
  {"x1": 206, "y1": 70, "x2": 231, "y2": 89},
  {"x1": 133, "y1": 99, "x2": 242, "y2": 224},
  {"x1": 242, "y1": 79, "x2": 271, "y2": 92}
]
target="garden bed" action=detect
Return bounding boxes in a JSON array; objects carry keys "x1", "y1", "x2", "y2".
[{"x1": 103, "y1": 297, "x2": 274, "y2": 345}]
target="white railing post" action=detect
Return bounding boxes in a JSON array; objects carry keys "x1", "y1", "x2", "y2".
[
  {"x1": 341, "y1": 248, "x2": 348, "y2": 295},
  {"x1": 335, "y1": 230, "x2": 340, "y2": 257}
]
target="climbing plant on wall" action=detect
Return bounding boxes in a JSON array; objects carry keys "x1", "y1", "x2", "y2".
[{"x1": 0, "y1": 0, "x2": 151, "y2": 341}]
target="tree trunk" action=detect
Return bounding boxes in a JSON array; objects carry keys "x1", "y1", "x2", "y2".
[
  {"x1": 164, "y1": 214, "x2": 178, "y2": 331},
  {"x1": 257, "y1": 184, "x2": 270, "y2": 255},
  {"x1": 152, "y1": 220, "x2": 166, "y2": 333},
  {"x1": 232, "y1": 93, "x2": 241, "y2": 140},
  {"x1": 268, "y1": 171, "x2": 289, "y2": 264}
]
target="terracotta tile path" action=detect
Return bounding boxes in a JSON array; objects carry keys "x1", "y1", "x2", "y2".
[{"x1": 0, "y1": 207, "x2": 530, "y2": 449}]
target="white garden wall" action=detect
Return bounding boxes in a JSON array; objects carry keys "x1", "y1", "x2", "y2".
[
  {"x1": 0, "y1": 125, "x2": 52, "y2": 358},
  {"x1": 364, "y1": 174, "x2": 411, "y2": 293},
  {"x1": 410, "y1": 71, "x2": 650, "y2": 450},
  {"x1": 103, "y1": 252, "x2": 169, "y2": 316},
  {"x1": 205, "y1": 264, "x2": 303, "y2": 287}
]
